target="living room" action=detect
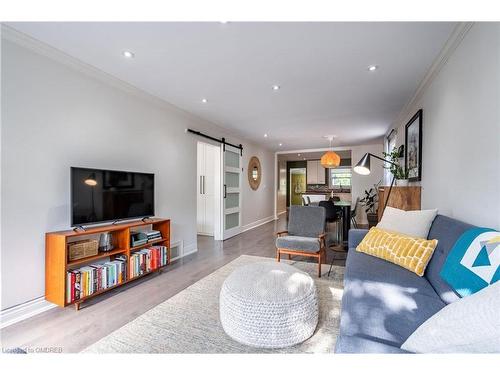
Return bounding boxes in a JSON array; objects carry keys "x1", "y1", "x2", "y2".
[{"x1": 1, "y1": 1, "x2": 499, "y2": 373}]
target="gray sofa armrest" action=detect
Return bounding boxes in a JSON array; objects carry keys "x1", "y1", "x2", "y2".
[{"x1": 348, "y1": 229, "x2": 369, "y2": 249}]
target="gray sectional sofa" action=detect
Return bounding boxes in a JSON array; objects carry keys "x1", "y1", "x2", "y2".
[{"x1": 335, "y1": 214, "x2": 474, "y2": 353}]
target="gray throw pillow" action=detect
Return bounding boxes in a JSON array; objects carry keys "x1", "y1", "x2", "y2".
[{"x1": 401, "y1": 282, "x2": 500, "y2": 353}]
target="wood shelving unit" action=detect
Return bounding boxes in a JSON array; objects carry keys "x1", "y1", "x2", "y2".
[{"x1": 45, "y1": 218, "x2": 170, "y2": 310}]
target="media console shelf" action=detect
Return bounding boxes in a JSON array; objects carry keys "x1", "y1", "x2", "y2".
[{"x1": 45, "y1": 218, "x2": 170, "y2": 310}]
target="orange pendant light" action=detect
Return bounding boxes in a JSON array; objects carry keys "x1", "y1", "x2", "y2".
[{"x1": 320, "y1": 136, "x2": 341, "y2": 168}]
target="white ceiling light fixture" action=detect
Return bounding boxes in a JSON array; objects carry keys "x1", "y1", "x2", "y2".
[
  {"x1": 298, "y1": 154, "x2": 301, "y2": 157},
  {"x1": 201, "y1": 98, "x2": 208, "y2": 103},
  {"x1": 279, "y1": 143, "x2": 282, "y2": 146},
  {"x1": 122, "y1": 50, "x2": 135, "y2": 59},
  {"x1": 368, "y1": 65, "x2": 378, "y2": 71},
  {"x1": 272, "y1": 85, "x2": 280, "y2": 91},
  {"x1": 264, "y1": 133, "x2": 268, "y2": 138}
]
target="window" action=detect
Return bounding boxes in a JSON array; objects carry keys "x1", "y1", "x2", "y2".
[
  {"x1": 385, "y1": 129, "x2": 397, "y2": 184},
  {"x1": 330, "y1": 168, "x2": 352, "y2": 188}
]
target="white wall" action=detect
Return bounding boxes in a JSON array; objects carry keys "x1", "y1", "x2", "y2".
[
  {"x1": 391, "y1": 23, "x2": 500, "y2": 229},
  {"x1": 1, "y1": 38, "x2": 274, "y2": 309}
]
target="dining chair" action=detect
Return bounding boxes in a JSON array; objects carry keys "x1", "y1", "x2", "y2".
[
  {"x1": 319, "y1": 200, "x2": 343, "y2": 245},
  {"x1": 302, "y1": 196, "x2": 308, "y2": 206},
  {"x1": 275, "y1": 206, "x2": 327, "y2": 277}
]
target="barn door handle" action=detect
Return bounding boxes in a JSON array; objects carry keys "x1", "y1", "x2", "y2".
[{"x1": 223, "y1": 184, "x2": 227, "y2": 198}]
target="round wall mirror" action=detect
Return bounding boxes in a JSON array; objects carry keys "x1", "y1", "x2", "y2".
[{"x1": 247, "y1": 156, "x2": 262, "y2": 190}]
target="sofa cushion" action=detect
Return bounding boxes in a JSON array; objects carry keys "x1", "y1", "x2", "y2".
[
  {"x1": 340, "y1": 250, "x2": 446, "y2": 347},
  {"x1": 425, "y1": 215, "x2": 475, "y2": 304},
  {"x1": 377, "y1": 206, "x2": 438, "y2": 239},
  {"x1": 276, "y1": 236, "x2": 321, "y2": 253},
  {"x1": 335, "y1": 334, "x2": 411, "y2": 354},
  {"x1": 440, "y1": 228, "x2": 500, "y2": 297},
  {"x1": 356, "y1": 227, "x2": 438, "y2": 276},
  {"x1": 401, "y1": 282, "x2": 500, "y2": 353}
]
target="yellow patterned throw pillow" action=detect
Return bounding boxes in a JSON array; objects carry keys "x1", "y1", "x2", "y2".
[{"x1": 356, "y1": 227, "x2": 438, "y2": 276}]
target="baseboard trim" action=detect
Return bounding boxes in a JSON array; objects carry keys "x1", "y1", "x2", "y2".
[
  {"x1": 183, "y1": 242, "x2": 198, "y2": 257},
  {"x1": 277, "y1": 211, "x2": 287, "y2": 216},
  {"x1": 241, "y1": 216, "x2": 276, "y2": 233},
  {"x1": 1, "y1": 297, "x2": 56, "y2": 329}
]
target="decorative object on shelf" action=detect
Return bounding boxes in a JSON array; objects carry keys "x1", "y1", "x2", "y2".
[
  {"x1": 320, "y1": 135, "x2": 340, "y2": 168},
  {"x1": 354, "y1": 145, "x2": 404, "y2": 218},
  {"x1": 98, "y1": 232, "x2": 114, "y2": 252},
  {"x1": 405, "y1": 109, "x2": 423, "y2": 181},
  {"x1": 247, "y1": 156, "x2": 262, "y2": 190},
  {"x1": 359, "y1": 181, "x2": 381, "y2": 228},
  {"x1": 68, "y1": 239, "x2": 98, "y2": 262}
]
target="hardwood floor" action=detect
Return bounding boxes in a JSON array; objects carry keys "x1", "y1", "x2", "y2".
[{"x1": 0, "y1": 215, "x2": 347, "y2": 353}]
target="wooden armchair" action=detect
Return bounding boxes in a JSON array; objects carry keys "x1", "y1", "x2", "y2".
[{"x1": 275, "y1": 206, "x2": 327, "y2": 277}]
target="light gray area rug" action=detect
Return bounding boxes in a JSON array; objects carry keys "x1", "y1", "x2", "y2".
[{"x1": 82, "y1": 255, "x2": 344, "y2": 353}]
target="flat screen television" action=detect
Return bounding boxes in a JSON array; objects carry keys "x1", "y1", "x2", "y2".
[{"x1": 71, "y1": 167, "x2": 155, "y2": 226}]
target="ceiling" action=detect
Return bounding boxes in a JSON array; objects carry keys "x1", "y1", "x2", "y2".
[{"x1": 7, "y1": 22, "x2": 456, "y2": 150}]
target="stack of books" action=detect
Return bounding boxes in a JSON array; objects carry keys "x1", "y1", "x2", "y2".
[
  {"x1": 66, "y1": 255, "x2": 127, "y2": 303},
  {"x1": 145, "y1": 230, "x2": 162, "y2": 242},
  {"x1": 129, "y1": 246, "x2": 168, "y2": 279}
]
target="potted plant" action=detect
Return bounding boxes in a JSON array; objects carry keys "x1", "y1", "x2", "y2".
[
  {"x1": 360, "y1": 186, "x2": 379, "y2": 228},
  {"x1": 383, "y1": 147, "x2": 409, "y2": 186}
]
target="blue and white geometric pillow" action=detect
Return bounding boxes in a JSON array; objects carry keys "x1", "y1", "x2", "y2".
[{"x1": 440, "y1": 228, "x2": 500, "y2": 297}]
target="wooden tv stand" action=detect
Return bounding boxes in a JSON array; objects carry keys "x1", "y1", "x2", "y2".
[{"x1": 45, "y1": 218, "x2": 170, "y2": 310}]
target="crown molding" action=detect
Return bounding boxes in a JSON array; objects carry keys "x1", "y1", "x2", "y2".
[
  {"x1": 0, "y1": 24, "x2": 265, "y2": 149},
  {"x1": 391, "y1": 22, "x2": 474, "y2": 129}
]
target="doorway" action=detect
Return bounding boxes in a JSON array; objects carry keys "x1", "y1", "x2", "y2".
[{"x1": 289, "y1": 168, "x2": 306, "y2": 206}]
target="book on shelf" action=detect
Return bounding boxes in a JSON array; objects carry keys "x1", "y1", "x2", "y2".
[
  {"x1": 66, "y1": 247, "x2": 167, "y2": 304},
  {"x1": 129, "y1": 245, "x2": 168, "y2": 279},
  {"x1": 66, "y1": 257, "x2": 127, "y2": 304}
]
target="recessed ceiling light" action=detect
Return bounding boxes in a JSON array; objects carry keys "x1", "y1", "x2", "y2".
[
  {"x1": 201, "y1": 98, "x2": 208, "y2": 103},
  {"x1": 123, "y1": 50, "x2": 135, "y2": 59},
  {"x1": 368, "y1": 65, "x2": 378, "y2": 71},
  {"x1": 272, "y1": 85, "x2": 280, "y2": 91},
  {"x1": 264, "y1": 133, "x2": 268, "y2": 138},
  {"x1": 298, "y1": 153, "x2": 301, "y2": 157},
  {"x1": 279, "y1": 143, "x2": 282, "y2": 146}
]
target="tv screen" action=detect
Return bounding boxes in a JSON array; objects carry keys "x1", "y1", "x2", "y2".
[{"x1": 71, "y1": 167, "x2": 155, "y2": 226}]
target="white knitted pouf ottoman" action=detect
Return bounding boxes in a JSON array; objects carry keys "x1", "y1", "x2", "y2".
[{"x1": 220, "y1": 261, "x2": 318, "y2": 348}]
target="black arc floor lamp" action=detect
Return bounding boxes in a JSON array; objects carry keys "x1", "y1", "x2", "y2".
[{"x1": 353, "y1": 145, "x2": 404, "y2": 215}]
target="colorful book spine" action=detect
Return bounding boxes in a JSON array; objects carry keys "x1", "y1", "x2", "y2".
[{"x1": 66, "y1": 258, "x2": 127, "y2": 303}]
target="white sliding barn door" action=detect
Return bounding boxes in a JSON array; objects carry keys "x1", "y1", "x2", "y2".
[{"x1": 222, "y1": 144, "x2": 242, "y2": 240}]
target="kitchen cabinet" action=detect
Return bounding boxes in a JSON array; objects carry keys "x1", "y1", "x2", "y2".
[{"x1": 306, "y1": 160, "x2": 326, "y2": 184}]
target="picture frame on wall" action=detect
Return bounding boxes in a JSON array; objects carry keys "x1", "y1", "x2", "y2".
[{"x1": 405, "y1": 109, "x2": 423, "y2": 182}]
